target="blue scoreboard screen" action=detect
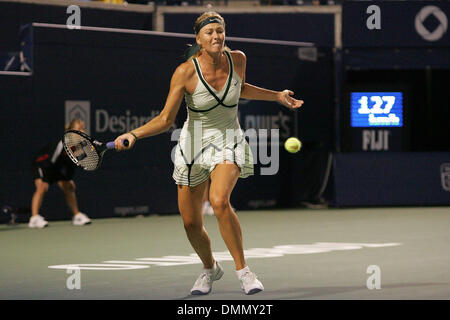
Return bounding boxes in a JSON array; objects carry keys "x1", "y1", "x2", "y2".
[{"x1": 350, "y1": 92, "x2": 403, "y2": 127}]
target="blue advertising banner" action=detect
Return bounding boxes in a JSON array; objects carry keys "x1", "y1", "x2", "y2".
[
  {"x1": 332, "y1": 152, "x2": 450, "y2": 206},
  {"x1": 343, "y1": 1, "x2": 450, "y2": 48}
]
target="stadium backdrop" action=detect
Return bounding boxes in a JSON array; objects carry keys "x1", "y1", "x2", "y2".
[{"x1": 0, "y1": 1, "x2": 449, "y2": 220}]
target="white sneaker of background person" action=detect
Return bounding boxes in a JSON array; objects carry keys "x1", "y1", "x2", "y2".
[
  {"x1": 202, "y1": 201, "x2": 236, "y2": 216},
  {"x1": 72, "y1": 212, "x2": 92, "y2": 226},
  {"x1": 202, "y1": 201, "x2": 215, "y2": 216},
  {"x1": 28, "y1": 214, "x2": 49, "y2": 229},
  {"x1": 191, "y1": 261, "x2": 224, "y2": 295},
  {"x1": 236, "y1": 266, "x2": 264, "y2": 295}
]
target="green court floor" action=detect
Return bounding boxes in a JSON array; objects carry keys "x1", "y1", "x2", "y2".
[{"x1": 0, "y1": 207, "x2": 449, "y2": 300}]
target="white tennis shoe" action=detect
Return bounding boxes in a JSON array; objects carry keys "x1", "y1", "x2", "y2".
[
  {"x1": 72, "y1": 212, "x2": 92, "y2": 226},
  {"x1": 28, "y1": 214, "x2": 49, "y2": 229},
  {"x1": 237, "y1": 266, "x2": 264, "y2": 295},
  {"x1": 202, "y1": 201, "x2": 215, "y2": 216},
  {"x1": 190, "y1": 261, "x2": 224, "y2": 295}
]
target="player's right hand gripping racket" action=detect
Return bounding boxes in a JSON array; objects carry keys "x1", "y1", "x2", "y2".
[{"x1": 63, "y1": 130, "x2": 129, "y2": 171}]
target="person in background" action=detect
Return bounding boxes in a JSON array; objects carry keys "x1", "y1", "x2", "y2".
[{"x1": 28, "y1": 119, "x2": 92, "y2": 228}]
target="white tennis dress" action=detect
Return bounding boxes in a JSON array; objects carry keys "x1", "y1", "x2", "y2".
[{"x1": 172, "y1": 50, "x2": 254, "y2": 187}]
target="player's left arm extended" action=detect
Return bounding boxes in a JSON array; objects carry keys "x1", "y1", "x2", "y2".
[
  {"x1": 240, "y1": 83, "x2": 304, "y2": 109},
  {"x1": 240, "y1": 83, "x2": 281, "y2": 102}
]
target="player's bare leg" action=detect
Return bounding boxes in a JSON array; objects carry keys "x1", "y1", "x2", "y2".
[
  {"x1": 178, "y1": 179, "x2": 215, "y2": 269},
  {"x1": 31, "y1": 178, "x2": 49, "y2": 216},
  {"x1": 29, "y1": 179, "x2": 50, "y2": 228},
  {"x1": 210, "y1": 162, "x2": 264, "y2": 294},
  {"x1": 209, "y1": 161, "x2": 246, "y2": 271},
  {"x1": 202, "y1": 178, "x2": 210, "y2": 202},
  {"x1": 57, "y1": 180, "x2": 79, "y2": 216}
]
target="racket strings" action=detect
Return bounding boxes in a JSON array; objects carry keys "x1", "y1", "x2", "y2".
[{"x1": 64, "y1": 132, "x2": 100, "y2": 171}]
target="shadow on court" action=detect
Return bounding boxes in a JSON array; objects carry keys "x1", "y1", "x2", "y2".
[
  {"x1": 174, "y1": 282, "x2": 449, "y2": 300},
  {"x1": 262, "y1": 283, "x2": 448, "y2": 300}
]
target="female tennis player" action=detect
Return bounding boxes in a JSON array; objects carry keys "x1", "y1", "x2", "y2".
[{"x1": 114, "y1": 12, "x2": 303, "y2": 295}]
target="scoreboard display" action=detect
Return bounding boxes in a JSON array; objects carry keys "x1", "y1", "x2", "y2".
[
  {"x1": 350, "y1": 92, "x2": 403, "y2": 128},
  {"x1": 343, "y1": 87, "x2": 409, "y2": 152}
]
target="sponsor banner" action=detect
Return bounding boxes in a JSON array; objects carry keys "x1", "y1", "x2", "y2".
[
  {"x1": 441, "y1": 163, "x2": 450, "y2": 192},
  {"x1": 343, "y1": 1, "x2": 450, "y2": 47},
  {"x1": 352, "y1": 128, "x2": 403, "y2": 152},
  {"x1": 65, "y1": 101, "x2": 91, "y2": 135},
  {"x1": 333, "y1": 152, "x2": 450, "y2": 206},
  {"x1": 114, "y1": 205, "x2": 149, "y2": 216}
]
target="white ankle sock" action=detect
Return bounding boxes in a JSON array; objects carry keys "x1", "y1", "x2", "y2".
[
  {"x1": 236, "y1": 266, "x2": 249, "y2": 279},
  {"x1": 204, "y1": 261, "x2": 217, "y2": 273}
]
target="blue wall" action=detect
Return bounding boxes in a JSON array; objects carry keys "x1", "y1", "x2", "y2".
[
  {"x1": 164, "y1": 12, "x2": 335, "y2": 47},
  {"x1": 333, "y1": 153, "x2": 450, "y2": 207},
  {"x1": 0, "y1": 1, "x2": 152, "y2": 52},
  {"x1": 0, "y1": 24, "x2": 334, "y2": 220}
]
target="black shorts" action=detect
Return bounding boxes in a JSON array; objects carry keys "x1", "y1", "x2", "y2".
[{"x1": 31, "y1": 163, "x2": 75, "y2": 185}]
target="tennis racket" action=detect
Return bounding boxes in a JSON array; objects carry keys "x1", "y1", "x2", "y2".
[{"x1": 63, "y1": 130, "x2": 129, "y2": 171}]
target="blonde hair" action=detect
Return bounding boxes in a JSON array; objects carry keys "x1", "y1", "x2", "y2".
[
  {"x1": 194, "y1": 11, "x2": 226, "y2": 33},
  {"x1": 65, "y1": 119, "x2": 84, "y2": 131},
  {"x1": 188, "y1": 11, "x2": 230, "y2": 61}
]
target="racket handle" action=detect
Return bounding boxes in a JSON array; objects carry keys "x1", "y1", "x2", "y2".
[{"x1": 106, "y1": 140, "x2": 129, "y2": 149}]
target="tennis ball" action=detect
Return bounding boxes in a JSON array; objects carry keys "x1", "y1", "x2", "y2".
[{"x1": 284, "y1": 137, "x2": 302, "y2": 153}]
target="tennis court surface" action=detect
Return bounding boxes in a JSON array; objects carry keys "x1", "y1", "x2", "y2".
[{"x1": 1, "y1": 207, "x2": 448, "y2": 300}]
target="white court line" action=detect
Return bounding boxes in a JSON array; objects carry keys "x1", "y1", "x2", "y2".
[{"x1": 49, "y1": 242, "x2": 402, "y2": 271}]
